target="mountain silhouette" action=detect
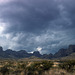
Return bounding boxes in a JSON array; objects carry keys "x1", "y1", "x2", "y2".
[{"x1": 0, "y1": 45, "x2": 75, "y2": 59}]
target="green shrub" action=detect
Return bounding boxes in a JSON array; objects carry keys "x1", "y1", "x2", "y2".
[
  {"x1": 41, "y1": 61, "x2": 53, "y2": 70},
  {"x1": 17, "y1": 63, "x2": 26, "y2": 70},
  {"x1": 27, "y1": 61, "x2": 53, "y2": 75},
  {"x1": 0, "y1": 66, "x2": 9, "y2": 75},
  {"x1": 59, "y1": 60, "x2": 75, "y2": 72}
]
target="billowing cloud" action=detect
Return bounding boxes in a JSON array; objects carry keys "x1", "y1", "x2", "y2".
[{"x1": 0, "y1": 0, "x2": 75, "y2": 54}]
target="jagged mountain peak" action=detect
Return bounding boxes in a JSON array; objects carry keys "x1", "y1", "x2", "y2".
[
  {"x1": 0, "y1": 46, "x2": 3, "y2": 52},
  {"x1": 0, "y1": 45, "x2": 75, "y2": 59}
]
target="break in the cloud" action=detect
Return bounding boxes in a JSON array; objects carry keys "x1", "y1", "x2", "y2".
[{"x1": 0, "y1": 0, "x2": 75, "y2": 54}]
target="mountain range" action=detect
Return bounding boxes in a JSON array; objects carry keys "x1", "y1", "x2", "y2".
[{"x1": 0, "y1": 45, "x2": 75, "y2": 59}]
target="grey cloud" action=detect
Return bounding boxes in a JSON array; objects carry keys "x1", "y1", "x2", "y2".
[{"x1": 0, "y1": 0, "x2": 75, "y2": 54}]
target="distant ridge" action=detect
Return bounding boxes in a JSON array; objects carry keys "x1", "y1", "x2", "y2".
[
  {"x1": 0, "y1": 45, "x2": 75, "y2": 59},
  {"x1": 60, "y1": 53, "x2": 75, "y2": 60}
]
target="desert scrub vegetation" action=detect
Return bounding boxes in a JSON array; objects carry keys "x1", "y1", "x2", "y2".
[
  {"x1": 59, "y1": 60, "x2": 75, "y2": 72},
  {"x1": 0, "y1": 59, "x2": 75, "y2": 75},
  {"x1": 27, "y1": 61, "x2": 53, "y2": 75},
  {"x1": 0, "y1": 60, "x2": 54, "y2": 75}
]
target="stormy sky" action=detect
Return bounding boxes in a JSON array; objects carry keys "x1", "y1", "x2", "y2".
[{"x1": 0, "y1": 0, "x2": 75, "y2": 54}]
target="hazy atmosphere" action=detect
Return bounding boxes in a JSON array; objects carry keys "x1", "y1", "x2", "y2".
[{"x1": 0, "y1": 0, "x2": 75, "y2": 54}]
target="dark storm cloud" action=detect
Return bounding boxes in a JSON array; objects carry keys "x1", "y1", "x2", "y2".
[
  {"x1": 0, "y1": 0, "x2": 59, "y2": 34},
  {"x1": 0, "y1": 0, "x2": 75, "y2": 54},
  {"x1": 61, "y1": 0, "x2": 75, "y2": 28}
]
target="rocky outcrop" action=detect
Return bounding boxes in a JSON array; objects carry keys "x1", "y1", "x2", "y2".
[
  {"x1": 66, "y1": 45, "x2": 75, "y2": 55},
  {"x1": 0, "y1": 46, "x2": 3, "y2": 52},
  {"x1": 33, "y1": 51, "x2": 41, "y2": 57}
]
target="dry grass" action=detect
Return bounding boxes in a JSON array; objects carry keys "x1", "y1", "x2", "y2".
[{"x1": 0, "y1": 59, "x2": 75, "y2": 75}]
